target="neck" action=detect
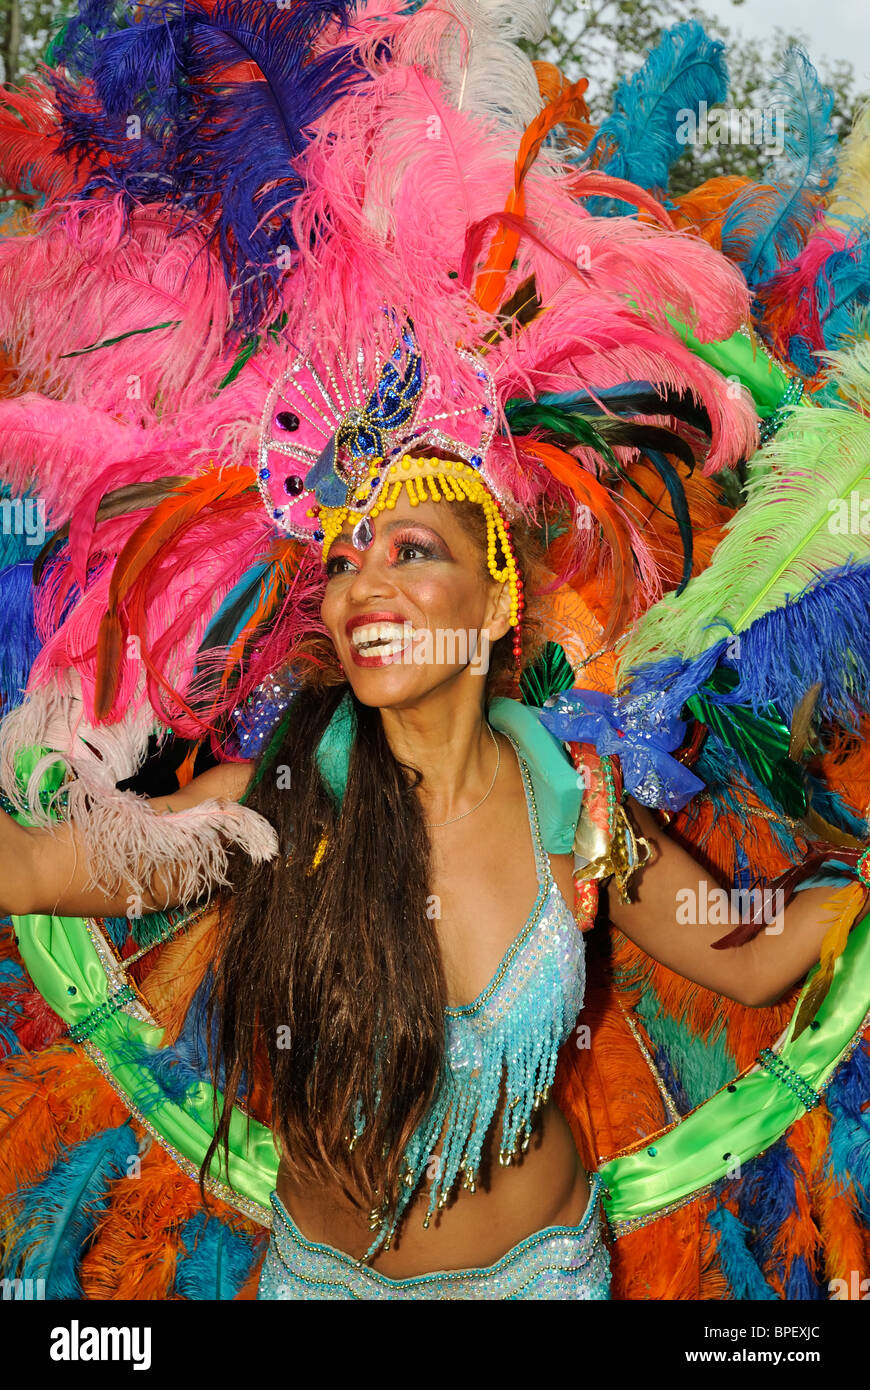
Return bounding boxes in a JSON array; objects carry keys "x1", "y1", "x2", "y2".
[{"x1": 378, "y1": 679, "x2": 497, "y2": 824}]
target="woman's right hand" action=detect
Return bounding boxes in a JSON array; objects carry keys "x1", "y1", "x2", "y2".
[{"x1": 0, "y1": 760, "x2": 255, "y2": 919}]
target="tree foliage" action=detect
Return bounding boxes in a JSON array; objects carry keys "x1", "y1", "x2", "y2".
[
  {"x1": 523, "y1": 0, "x2": 868, "y2": 189},
  {"x1": 1, "y1": 0, "x2": 65, "y2": 86}
]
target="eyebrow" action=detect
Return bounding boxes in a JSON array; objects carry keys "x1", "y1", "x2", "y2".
[{"x1": 332, "y1": 517, "x2": 442, "y2": 546}]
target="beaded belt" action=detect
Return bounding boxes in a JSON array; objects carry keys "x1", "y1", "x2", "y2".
[{"x1": 258, "y1": 1176, "x2": 611, "y2": 1301}]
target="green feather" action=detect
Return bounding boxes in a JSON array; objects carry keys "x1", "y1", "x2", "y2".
[
  {"x1": 59, "y1": 320, "x2": 180, "y2": 358},
  {"x1": 519, "y1": 641, "x2": 576, "y2": 707},
  {"x1": 622, "y1": 349, "x2": 870, "y2": 668},
  {"x1": 503, "y1": 401, "x2": 619, "y2": 465},
  {"x1": 686, "y1": 670, "x2": 807, "y2": 818}
]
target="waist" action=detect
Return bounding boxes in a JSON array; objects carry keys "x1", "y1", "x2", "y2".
[
  {"x1": 276, "y1": 1096, "x2": 587, "y2": 1276},
  {"x1": 261, "y1": 1171, "x2": 607, "y2": 1300}
]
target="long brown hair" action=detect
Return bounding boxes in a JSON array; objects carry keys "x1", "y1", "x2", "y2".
[{"x1": 203, "y1": 501, "x2": 545, "y2": 1216}]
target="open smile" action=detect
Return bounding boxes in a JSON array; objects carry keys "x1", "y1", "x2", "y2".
[{"x1": 348, "y1": 620, "x2": 420, "y2": 666}]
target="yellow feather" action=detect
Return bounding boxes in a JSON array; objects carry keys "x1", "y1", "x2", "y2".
[
  {"x1": 827, "y1": 101, "x2": 870, "y2": 227},
  {"x1": 792, "y1": 880, "x2": 866, "y2": 1039}
]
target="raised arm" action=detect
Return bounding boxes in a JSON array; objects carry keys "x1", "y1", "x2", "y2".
[
  {"x1": 608, "y1": 800, "x2": 855, "y2": 1008},
  {"x1": 0, "y1": 760, "x2": 258, "y2": 919}
]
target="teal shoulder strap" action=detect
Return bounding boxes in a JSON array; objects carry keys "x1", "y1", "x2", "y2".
[{"x1": 488, "y1": 697, "x2": 581, "y2": 855}]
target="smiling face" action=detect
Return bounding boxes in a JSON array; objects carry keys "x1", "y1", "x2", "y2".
[{"x1": 319, "y1": 488, "x2": 512, "y2": 710}]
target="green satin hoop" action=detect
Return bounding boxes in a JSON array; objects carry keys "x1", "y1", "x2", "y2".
[
  {"x1": 7, "y1": 739, "x2": 869, "y2": 1235},
  {"x1": 599, "y1": 910, "x2": 870, "y2": 1234}
]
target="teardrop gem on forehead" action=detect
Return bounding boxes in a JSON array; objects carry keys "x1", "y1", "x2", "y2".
[{"x1": 352, "y1": 515, "x2": 375, "y2": 550}]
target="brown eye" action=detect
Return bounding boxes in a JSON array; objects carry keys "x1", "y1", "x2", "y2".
[{"x1": 325, "y1": 553, "x2": 355, "y2": 577}]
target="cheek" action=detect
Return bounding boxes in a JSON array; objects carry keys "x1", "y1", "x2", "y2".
[
  {"x1": 320, "y1": 582, "x2": 344, "y2": 638},
  {"x1": 404, "y1": 571, "x2": 484, "y2": 624}
]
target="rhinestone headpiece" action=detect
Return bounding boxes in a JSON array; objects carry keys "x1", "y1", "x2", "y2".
[{"x1": 257, "y1": 323, "x2": 501, "y2": 547}]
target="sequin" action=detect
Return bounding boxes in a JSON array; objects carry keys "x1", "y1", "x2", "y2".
[{"x1": 358, "y1": 733, "x2": 588, "y2": 1258}]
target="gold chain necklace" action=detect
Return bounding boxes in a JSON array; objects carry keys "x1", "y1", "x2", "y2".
[{"x1": 425, "y1": 723, "x2": 500, "y2": 829}]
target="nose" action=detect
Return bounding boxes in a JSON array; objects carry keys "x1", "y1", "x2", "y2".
[{"x1": 345, "y1": 548, "x2": 398, "y2": 605}]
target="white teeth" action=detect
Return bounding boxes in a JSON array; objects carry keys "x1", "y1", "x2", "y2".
[{"x1": 350, "y1": 621, "x2": 413, "y2": 650}]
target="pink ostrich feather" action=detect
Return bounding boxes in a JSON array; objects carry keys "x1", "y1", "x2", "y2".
[
  {"x1": 0, "y1": 395, "x2": 158, "y2": 525},
  {"x1": 0, "y1": 197, "x2": 230, "y2": 426},
  {"x1": 30, "y1": 499, "x2": 276, "y2": 732},
  {"x1": 491, "y1": 296, "x2": 758, "y2": 472},
  {"x1": 755, "y1": 219, "x2": 853, "y2": 360}
]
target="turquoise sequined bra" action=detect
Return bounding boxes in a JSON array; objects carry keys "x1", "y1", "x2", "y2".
[{"x1": 367, "y1": 731, "x2": 587, "y2": 1258}]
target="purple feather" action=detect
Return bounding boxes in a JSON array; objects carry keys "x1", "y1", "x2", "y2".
[{"x1": 50, "y1": 0, "x2": 364, "y2": 338}]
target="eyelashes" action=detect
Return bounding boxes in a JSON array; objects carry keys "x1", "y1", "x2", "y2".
[
  {"x1": 325, "y1": 530, "x2": 445, "y2": 576},
  {"x1": 390, "y1": 529, "x2": 443, "y2": 560}
]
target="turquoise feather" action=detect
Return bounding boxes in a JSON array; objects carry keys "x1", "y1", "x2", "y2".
[
  {"x1": 175, "y1": 1211, "x2": 262, "y2": 1300},
  {"x1": 2, "y1": 1123, "x2": 137, "y2": 1297},
  {"x1": 720, "y1": 48, "x2": 839, "y2": 287},
  {"x1": 589, "y1": 21, "x2": 728, "y2": 195}
]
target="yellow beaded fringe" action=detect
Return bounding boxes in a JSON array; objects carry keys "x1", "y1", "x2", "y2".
[{"x1": 317, "y1": 455, "x2": 521, "y2": 629}]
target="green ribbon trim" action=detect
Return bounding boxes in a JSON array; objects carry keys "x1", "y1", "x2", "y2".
[
  {"x1": 599, "y1": 910, "x2": 870, "y2": 1232},
  {"x1": 7, "y1": 746, "x2": 278, "y2": 1220}
]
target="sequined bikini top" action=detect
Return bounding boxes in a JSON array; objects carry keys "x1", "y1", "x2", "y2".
[{"x1": 368, "y1": 731, "x2": 587, "y2": 1257}]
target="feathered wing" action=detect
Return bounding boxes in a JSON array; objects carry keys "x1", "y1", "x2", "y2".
[{"x1": 620, "y1": 345, "x2": 870, "y2": 725}]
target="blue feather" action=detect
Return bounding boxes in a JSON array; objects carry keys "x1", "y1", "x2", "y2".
[
  {"x1": 627, "y1": 561, "x2": 870, "y2": 730},
  {"x1": 0, "y1": 957, "x2": 28, "y2": 1060},
  {"x1": 1, "y1": 1123, "x2": 137, "y2": 1297},
  {"x1": 826, "y1": 1037, "x2": 870, "y2": 1222},
  {"x1": 197, "y1": 559, "x2": 273, "y2": 660},
  {"x1": 175, "y1": 1210, "x2": 263, "y2": 1300},
  {"x1": 51, "y1": 0, "x2": 363, "y2": 338},
  {"x1": 733, "y1": 1139, "x2": 804, "y2": 1288},
  {"x1": 818, "y1": 238, "x2": 870, "y2": 352},
  {"x1": 721, "y1": 48, "x2": 838, "y2": 287},
  {"x1": 647, "y1": 1038, "x2": 697, "y2": 1116},
  {"x1": 707, "y1": 1207, "x2": 779, "y2": 1299},
  {"x1": 783, "y1": 1253, "x2": 825, "y2": 1300},
  {"x1": 171, "y1": 969, "x2": 245, "y2": 1095},
  {"x1": 588, "y1": 21, "x2": 728, "y2": 200},
  {"x1": 0, "y1": 564, "x2": 40, "y2": 714},
  {"x1": 686, "y1": 733, "x2": 803, "y2": 869},
  {"x1": 110, "y1": 1036, "x2": 203, "y2": 1108},
  {"x1": 98, "y1": 915, "x2": 132, "y2": 951}
]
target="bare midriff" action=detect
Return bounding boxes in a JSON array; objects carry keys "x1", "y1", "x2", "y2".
[{"x1": 276, "y1": 1094, "x2": 590, "y2": 1277}]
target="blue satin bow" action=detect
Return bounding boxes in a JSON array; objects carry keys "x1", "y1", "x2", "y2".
[{"x1": 538, "y1": 687, "x2": 704, "y2": 812}]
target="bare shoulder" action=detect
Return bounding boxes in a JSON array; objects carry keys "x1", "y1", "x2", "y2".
[{"x1": 148, "y1": 760, "x2": 257, "y2": 814}]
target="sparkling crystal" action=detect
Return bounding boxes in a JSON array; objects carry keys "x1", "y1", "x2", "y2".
[{"x1": 352, "y1": 515, "x2": 374, "y2": 550}]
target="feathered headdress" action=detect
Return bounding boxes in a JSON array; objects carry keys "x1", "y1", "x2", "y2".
[{"x1": 0, "y1": 0, "x2": 776, "y2": 899}]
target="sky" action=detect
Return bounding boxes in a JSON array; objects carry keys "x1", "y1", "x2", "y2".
[{"x1": 704, "y1": 0, "x2": 870, "y2": 89}]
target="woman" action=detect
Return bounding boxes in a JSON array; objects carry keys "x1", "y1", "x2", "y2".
[
  {"x1": 0, "y1": 0, "x2": 868, "y2": 1303},
  {"x1": 1, "y1": 456, "x2": 847, "y2": 1300}
]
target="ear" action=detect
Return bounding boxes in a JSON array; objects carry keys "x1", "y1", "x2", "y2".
[{"x1": 483, "y1": 575, "x2": 511, "y2": 643}]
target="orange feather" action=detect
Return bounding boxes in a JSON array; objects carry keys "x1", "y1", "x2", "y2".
[
  {"x1": 93, "y1": 464, "x2": 257, "y2": 721},
  {"x1": 524, "y1": 439, "x2": 635, "y2": 643},
  {"x1": 475, "y1": 81, "x2": 590, "y2": 313}
]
